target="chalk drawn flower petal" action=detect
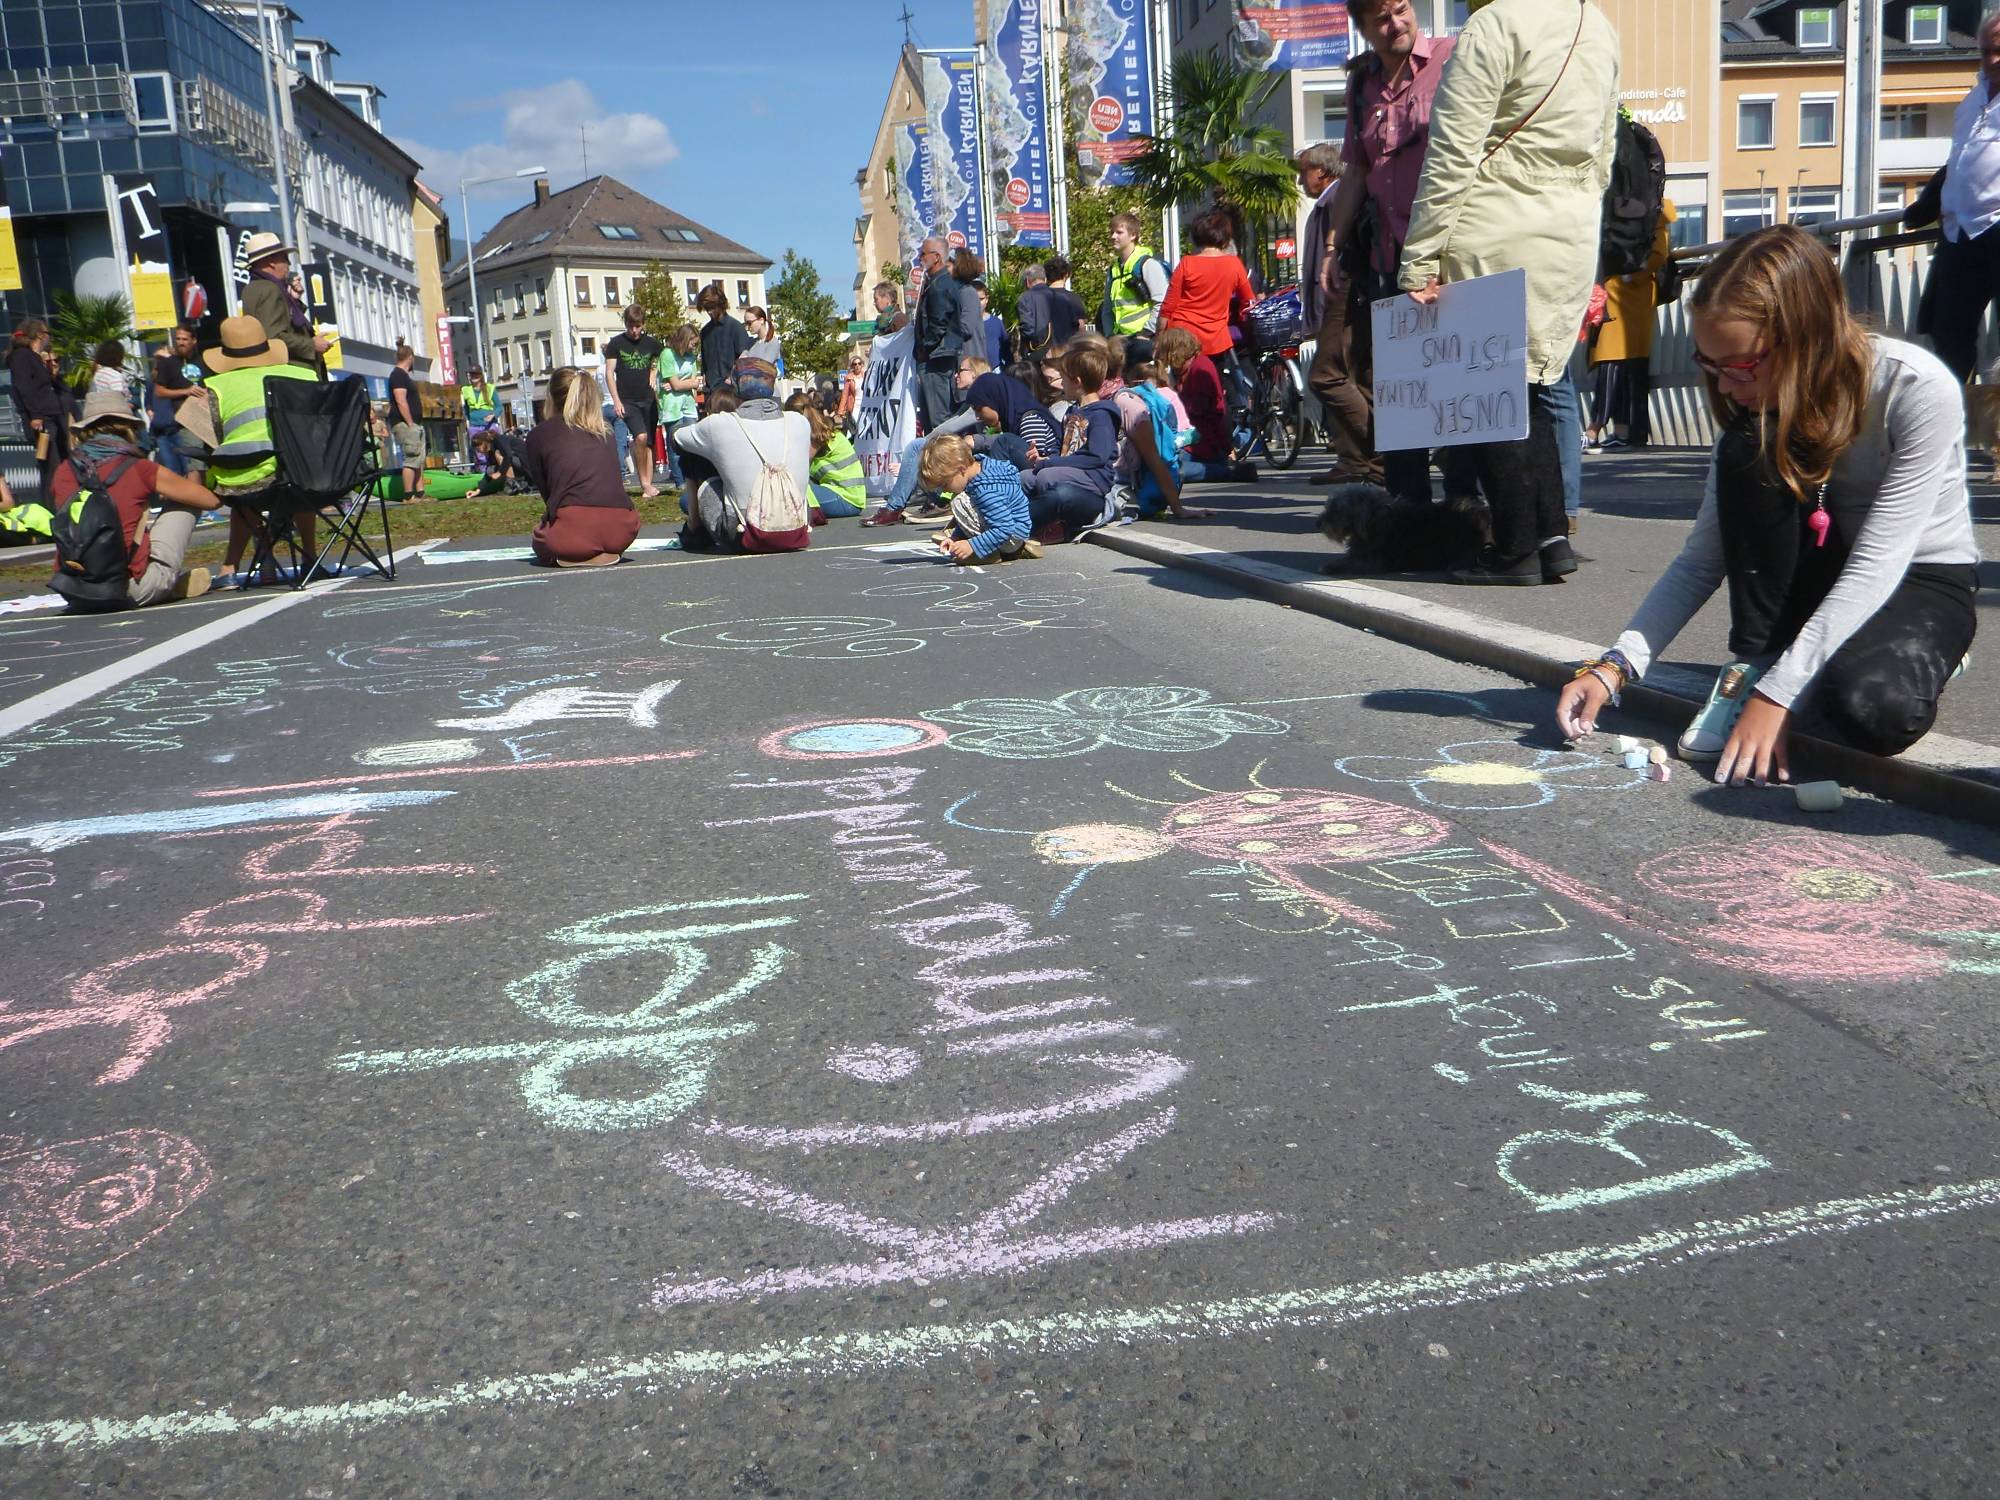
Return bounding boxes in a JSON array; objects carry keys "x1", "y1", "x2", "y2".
[
  {"x1": 1332, "y1": 755, "x2": 1435, "y2": 787},
  {"x1": 947, "y1": 725, "x2": 1106, "y2": 758},
  {"x1": 1058, "y1": 685, "x2": 1212, "y2": 716},
  {"x1": 1102, "y1": 709, "x2": 1290, "y2": 752},
  {"x1": 925, "y1": 696, "x2": 1081, "y2": 729}
]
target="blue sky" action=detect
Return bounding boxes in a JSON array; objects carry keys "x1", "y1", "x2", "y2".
[{"x1": 317, "y1": 0, "x2": 976, "y2": 317}]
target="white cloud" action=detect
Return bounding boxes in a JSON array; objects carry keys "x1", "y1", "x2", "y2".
[{"x1": 401, "y1": 80, "x2": 679, "y2": 196}]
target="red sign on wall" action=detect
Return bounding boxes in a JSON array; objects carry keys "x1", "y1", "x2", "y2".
[
  {"x1": 435, "y1": 314, "x2": 458, "y2": 386},
  {"x1": 1273, "y1": 236, "x2": 1298, "y2": 259}
]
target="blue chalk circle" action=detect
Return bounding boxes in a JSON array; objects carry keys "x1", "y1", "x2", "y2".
[{"x1": 787, "y1": 723, "x2": 930, "y2": 754}]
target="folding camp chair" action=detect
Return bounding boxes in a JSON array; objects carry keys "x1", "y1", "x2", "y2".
[{"x1": 240, "y1": 375, "x2": 401, "y2": 588}]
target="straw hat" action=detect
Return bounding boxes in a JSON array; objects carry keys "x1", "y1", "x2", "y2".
[
  {"x1": 241, "y1": 231, "x2": 294, "y2": 267},
  {"x1": 72, "y1": 388, "x2": 144, "y2": 432},
  {"x1": 202, "y1": 314, "x2": 288, "y2": 373}
]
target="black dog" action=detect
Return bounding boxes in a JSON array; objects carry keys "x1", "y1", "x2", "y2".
[{"x1": 1317, "y1": 484, "x2": 1491, "y2": 575}]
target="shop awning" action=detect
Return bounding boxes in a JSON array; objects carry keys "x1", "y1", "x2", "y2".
[{"x1": 1882, "y1": 86, "x2": 1970, "y2": 105}]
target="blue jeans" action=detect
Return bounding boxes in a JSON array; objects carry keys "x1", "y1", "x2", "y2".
[
  {"x1": 1020, "y1": 467, "x2": 1109, "y2": 537},
  {"x1": 1180, "y1": 456, "x2": 1240, "y2": 483},
  {"x1": 813, "y1": 484, "x2": 864, "y2": 517},
  {"x1": 884, "y1": 437, "x2": 930, "y2": 511},
  {"x1": 1534, "y1": 372, "x2": 1583, "y2": 520},
  {"x1": 661, "y1": 417, "x2": 689, "y2": 486}
]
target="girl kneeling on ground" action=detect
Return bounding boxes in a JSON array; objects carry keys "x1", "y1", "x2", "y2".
[
  {"x1": 1556, "y1": 224, "x2": 1979, "y2": 783},
  {"x1": 524, "y1": 366, "x2": 641, "y2": 567}
]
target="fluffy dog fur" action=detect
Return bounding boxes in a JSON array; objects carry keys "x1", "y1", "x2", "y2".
[{"x1": 1317, "y1": 484, "x2": 1492, "y2": 574}]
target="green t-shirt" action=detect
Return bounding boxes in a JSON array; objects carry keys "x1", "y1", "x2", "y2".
[{"x1": 655, "y1": 349, "x2": 698, "y2": 423}]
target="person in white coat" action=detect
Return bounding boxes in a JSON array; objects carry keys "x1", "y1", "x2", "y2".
[{"x1": 1399, "y1": 0, "x2": 1620, "y2": 585}]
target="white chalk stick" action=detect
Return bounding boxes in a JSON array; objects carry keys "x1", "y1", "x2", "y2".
[
  {"x1": 1614, "y1": 735, "x2": 1641, "y2": 754},
  {"x1": 1794, "y1": 780, "x2": 1843, "y2": 813}
]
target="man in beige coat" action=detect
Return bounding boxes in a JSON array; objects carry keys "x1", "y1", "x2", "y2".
[{"x1": 1398, "y1": 0, "x2": 1620, "y2": 585}]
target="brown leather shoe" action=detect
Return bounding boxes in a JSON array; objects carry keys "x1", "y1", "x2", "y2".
[
  {"x1": 862, "y1": 507, "x2": 907, "y2": 526},
  {"x1": 1310, "y1": 464, "x2": 1381, "y2": 486}
]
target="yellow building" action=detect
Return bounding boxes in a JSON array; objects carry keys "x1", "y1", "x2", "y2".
[
  {"x1": 852, "y1": 44, "x2": 928, "y2": 319},
  {"x1": 412, "y1": 183, "x2": 452, "y2": 380}
]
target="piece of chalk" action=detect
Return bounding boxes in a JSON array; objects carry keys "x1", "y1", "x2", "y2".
[
  {"x1": 1648, "y1": 744, "x2": 1668, "y2": 765},
  {"x1": 1614, "y1": 735, "x2": 1641, "y2": 754},
  {"x1": 1795, "y1": 780, "x2": 1843, "y2": 813},
  {"x1": 1621, "y1": 748, "x2": 1649, "y2": 770},
  {"x1": 1648, "y1": 762, "x2": 1671, "y2": 783}
]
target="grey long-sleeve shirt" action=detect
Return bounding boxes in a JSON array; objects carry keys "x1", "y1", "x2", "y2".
[{"x1": 1610, "y1": 337, "x2": 1980, "y2": 710}]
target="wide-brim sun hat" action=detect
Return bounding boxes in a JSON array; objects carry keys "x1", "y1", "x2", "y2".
[
  {"x1": 241, "y1": 230, "x2": 294, "y2": 267},
  {"x1": 72, "y1": 387, "x2": 144, "y2": 432},
  {"x1": 203, "y1": 314, "x2": 288, "y2": 373}
]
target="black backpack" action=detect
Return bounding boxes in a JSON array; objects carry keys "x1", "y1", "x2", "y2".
[
  {"x1": 1599, "y1": 112, "x2": 1667, "y2": 279},
  {"x1": 48, "y1": 454, "x2": 141, "y2": 611}
]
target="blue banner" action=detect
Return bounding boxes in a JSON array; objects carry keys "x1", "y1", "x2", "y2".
[
  {"x1": 895, "y1": 120, "x2": 934, "y2": 275},
  {"x1": 1066, "y1": 0, "x2": 1154, "y2": 188},
  {"x1": 984, "y1": 0, "x2": 1055, "y2": 249},
  {"x1": 920, "y1": 50, "x2": 988, "y2": 263},
  {"x1": 1228, "y1": 1, "x2": 1355, "y2": 72}
]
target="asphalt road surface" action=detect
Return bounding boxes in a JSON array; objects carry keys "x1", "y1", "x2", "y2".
[{"x1": 2, "y1": 534, "x2": 1996, "y2": 1497}]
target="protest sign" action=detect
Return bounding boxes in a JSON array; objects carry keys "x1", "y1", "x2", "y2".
[
  {"x1": 853, "y1": 325, "x2": 918, "y2": 499},
  {"x1": 1369, "y1": 268, "x2": 1529, "y2": 453}
]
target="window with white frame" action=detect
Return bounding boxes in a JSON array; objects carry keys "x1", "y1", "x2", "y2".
[
  {"x1": 580, "y1": 335, "x2": 596, "y2": 356},
  {"x1": 516, "y1": 339, "x2": 530, "y2": 375},
  {"x1": 1737, "y1": 96, "x2": 1776, "y2": 149},
  {"x1": 535, "y1": 276, "x2": 548, "y2": 312},
  {"x1": 604, "y1": 276, "x2": 621, "y2": 306},
  {"x1": 685, "y1": 277, "x2": 701, "y2": 304},
  {"x1": 736, "y1": 279, "x2": 751, "y2": 307},
  {"x1": 1797, "y1": 7, "x2": 1834, "y2": 48},
  {"x1": 540, "y1": 337, "x2": 554, "y2": 370},
  {"x1": 1722, "y1": 188, "x2": 1776, "y2": 239},
  {"x1": 1907, "y1": 4, "x2": 1944, "y2": 44},
  {"x1": 1799, "y1": 94, "x2": 1837, "y2": 147},
  {"x1": 130, "y1": 72, "x2": 175, "y2": 134},
  {"x1": 512, "y1": 282, "x2": 525, "y2": 315},
  {"x1": 498, "y1": 343, "x2": 512, "y2": 378},
  {"x1": 1881, "y1": 103, "x2": 1932, "y2": 138},
  {"x1": 574, "y1": 275, "x2": 591, "y2": 306},
  {"x1": 1788, "y1": 186, "x2": 1840, "y2": 227}
]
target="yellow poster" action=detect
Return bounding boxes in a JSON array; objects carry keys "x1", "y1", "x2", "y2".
[
  {"x1": 128, "y1": 268, "x2": 175, "y2": 331},
  {"x1": 320, "y1": 328, "x2": 344, "y2": 372},
  {"x1": 0, "y1": 208, "x2": 21, "y2": 293}
]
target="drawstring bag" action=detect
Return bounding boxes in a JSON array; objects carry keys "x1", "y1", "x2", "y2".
[{"x1": 731, "y1": 414, "x2": 812, "y2": 552}]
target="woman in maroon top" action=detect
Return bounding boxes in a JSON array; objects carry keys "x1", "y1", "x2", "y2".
[{"x1": 524, "y1": 367, "x2": 641, "y2": 567}]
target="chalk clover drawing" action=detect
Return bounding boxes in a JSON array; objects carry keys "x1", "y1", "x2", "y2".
[
  {"x1": 926, "y1": 685, "x2": 1291, "y2": 760},
  {"x1": 1336, "y1": 739, "x2": 1647, "y2": 811},
  {"x1": 0, "y1": 1130, "x2": 212, "y2": 1302}
]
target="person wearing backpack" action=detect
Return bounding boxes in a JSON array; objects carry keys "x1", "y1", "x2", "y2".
[
  {"x1": 46, "y1": 389, "x2": 222, "y2": 609},
  {"x1": 1588, "y1": 197, "x2": 1677, "y2": 454},
  {"x1": 671, "y1": 356, "x2": 813, "y2": 552},
  {"x1": 1116, "y1": 346, "x2": 1217, "y2": 523},
  {"x1": 523, "y1": 366, "x2": 641, "y2": 567}
]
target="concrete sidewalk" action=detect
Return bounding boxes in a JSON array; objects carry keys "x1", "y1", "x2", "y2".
[{"x1": 1086, "y1": 446, "x2": 2000, "y2": 821}]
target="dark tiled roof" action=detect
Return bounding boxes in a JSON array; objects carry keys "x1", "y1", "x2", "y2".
[
  {"x1": 446, "y1": 175, "x2": 771, "y2": 283},
  {"x1": 1726, "y1": 0, "x2": 1982, "y2": 60}
]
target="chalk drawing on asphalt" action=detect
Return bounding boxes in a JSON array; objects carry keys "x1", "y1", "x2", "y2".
[
  {"x1": 353, "y1": 739, "x2": 484, "y2": 767},
  {"x1": 0, "y1": 1130, "x2": 212, "y2": 1303},
  {"x1": 436, "y1": 679, "x2": 679, "y2": 733},
  {"x1": 758, "y1": 718, "x2": 950, "y2": 760},
  {"x1": 1336, "y1": 739, "x2": 1649, "y2": 811}
]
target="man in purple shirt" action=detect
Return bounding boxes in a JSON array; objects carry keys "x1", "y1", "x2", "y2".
[{"x1": 1324, "y1": 0, "x2": 1455, "y2": 499}]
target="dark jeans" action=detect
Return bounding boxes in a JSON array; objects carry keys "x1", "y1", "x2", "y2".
[
  {"x1": 919, "y1": 358, "x2": 958, "y2": 433},
  {"x1": 1713, "y1": 417, "x2": 1978, "y2": 754},
  {"x1": 1361, "y1": 268, "x2": 1433, "y2": 503},
  {"x1": 1927, "y1": 221, "x2": 2000, "y2": 385},
  {"x1": 1020, "y1": 467, "x2": 1108, "y2": 538},
  {"x1": 1454, "y1": 385, "x2": 1564, "y2": 561}
]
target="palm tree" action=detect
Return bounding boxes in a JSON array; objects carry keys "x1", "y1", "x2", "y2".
[
  {"x1": 50, "y1": 292, "x2": 136, "y2": 390},
  {"x1": 1129, "y1": 51, "x2": 1297, "y2": 265}
]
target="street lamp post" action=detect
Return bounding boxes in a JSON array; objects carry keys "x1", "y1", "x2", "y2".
[{"x1": 457, "y1": 167, "x2": 548, "y2": 376}]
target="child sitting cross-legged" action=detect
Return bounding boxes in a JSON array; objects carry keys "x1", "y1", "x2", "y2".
[
  {"x1": 919, "y1": 431, "x2": 1041, "y2": 566},
  {"x1": 802, "y1": 404, "x2": 867, "y2": 520}
]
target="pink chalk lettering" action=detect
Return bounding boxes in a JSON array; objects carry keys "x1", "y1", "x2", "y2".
[
  {"x1": 701, "y1": 1049, "x2": 1187, "y2": 1147},
  {"x1": 239, "y1": 813, "x2": 487, "y2": 882},
  {"x1": 654, "y1": 1109, "x2": 1277, "y2": 1306},
  {"x1": 2, "y1": 941, "x2": 268, "y2": 1085},
  {"x1": 175, "y1": 887, "x2": 492, "y2": 937}
]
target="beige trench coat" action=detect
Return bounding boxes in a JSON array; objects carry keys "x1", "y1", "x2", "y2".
[{"x1": 1398, "y1": 0, "x2": 1622, "y2": 386}]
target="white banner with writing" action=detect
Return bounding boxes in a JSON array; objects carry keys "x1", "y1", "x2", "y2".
[
  {"x1": 1370, "y1": 269, "x2": 1529, "y2": 453},
  {"x1": 853, "y1": 325, "x2": 919, "y2": 499}
]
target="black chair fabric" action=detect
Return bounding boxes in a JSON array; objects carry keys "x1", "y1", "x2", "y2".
[{"x1": 240, "y1": 375, "x2": 401, "y2": 586}]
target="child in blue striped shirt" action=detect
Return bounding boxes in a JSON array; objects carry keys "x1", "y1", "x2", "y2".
[{"x1": 919, "y1": 433, "x2": 1040, "y2": 564}]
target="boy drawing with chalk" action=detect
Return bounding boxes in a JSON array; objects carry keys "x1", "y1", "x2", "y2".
[{"x1": 918, "y1": 432, "x2": 1040, "y2": 566}]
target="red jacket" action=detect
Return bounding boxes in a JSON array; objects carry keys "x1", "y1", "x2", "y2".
[{"x1": 1159, "y1": 255, "x2": 1254, "y2": 357}]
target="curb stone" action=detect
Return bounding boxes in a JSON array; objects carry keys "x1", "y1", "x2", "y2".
[{"x1": 1085, "y1": 526, "x2": 2000, "y2": 830}]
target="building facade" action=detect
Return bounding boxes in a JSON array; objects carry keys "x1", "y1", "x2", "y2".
[
  {"x1": 442, "y1": 175, "x2": 772, "y2": 422},
  {"x1": 853, "y1": 44, "x2": 927, "y2": 318}
]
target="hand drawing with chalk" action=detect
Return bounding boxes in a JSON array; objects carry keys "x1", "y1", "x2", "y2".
[
  {"x1": 946, "y1": 763, "x2": 1452, "y2": 930},
  {"x1": 1481, "y1": 832, "x2": 2000, "y2": 983}
]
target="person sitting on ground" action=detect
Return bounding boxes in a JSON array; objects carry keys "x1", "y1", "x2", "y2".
[
  {"x1": 1034, "y1": 346, "x2": 1072, "y2": 421},
  {"x1": 0, "y1": 471, "x2": 54, "y2": 541},
  {"x1": 921, "y1": 432, "x2": 1039, "y2": 566},
  {"x1": 864, "y1": 363, "x2": 1057, "y2": 527},
  {"x1": 803, "y1": 404, "x2": 867, "y2": 519},
  {"x1": 1556, "y1": 224, "x2": 1980, "y2": 781},
  {"x1": 90, "y1": 340, "x2": 129, "y2": 400},
  {"x1": 1017, "y1": 342, "x2": 1125, "y2": 542},
  {"x1": 523, "y1": 365, "x2": 641, "y2": 568},
  {"x1": 47, "y1": 389, "x2": 223, "y2": 606},
  {"x1": 1115, "y1": 346, "x2": 1217, "y2": 522},
  {"x1": 671, "y1": 356, "x2": 814, "y2": 552},
  {"x1": 1155, "y1": 327, "x2": 1256, "y2": 485},
  {"x1": 472, "y1": 428, "x2": 532, "y2": 493}
]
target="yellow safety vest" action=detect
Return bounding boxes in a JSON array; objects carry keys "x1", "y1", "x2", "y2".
[
  {"x1": 1108, "y1": 245, "x2": 1161, "y2": 336},
  {"x1": 204, "y1": 365, "x2": 320, "y2": 491}
]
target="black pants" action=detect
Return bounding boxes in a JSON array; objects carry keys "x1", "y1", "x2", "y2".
[
  {"x1": 1359, "y1": 269, "x2": 1437, "y2": 503},
  {"x1": 919, "y1": 358, "x2": 958, "y2": 433},
  {"x1": 1927, "y1": 222, "x2": 2000, "y2": 385},
  {"x1": 1714, "y1": 417, "x2": 1978, "y2": 755},
  {"x1": 1455, "y1": 387, "x2": 1564, "y2": 561}
]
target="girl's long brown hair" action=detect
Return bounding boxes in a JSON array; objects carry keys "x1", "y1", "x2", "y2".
[{"x1": 1690, "y1": 223, "x2": 1871, "y2": 501}]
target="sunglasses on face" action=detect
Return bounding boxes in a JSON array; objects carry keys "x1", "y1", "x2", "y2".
[{"x1": 1692, "y1": 346, "x2": 1774, "y2": 383}]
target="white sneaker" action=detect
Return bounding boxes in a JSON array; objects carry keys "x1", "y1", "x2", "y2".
[{"x1": 1678, "y1": 662, "x2": 1763, "y2": 760}]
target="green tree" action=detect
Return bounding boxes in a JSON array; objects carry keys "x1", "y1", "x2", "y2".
[
  {"x1": 1051, "y1": 149, "x2": 1156, "y2": 317},
  {"x1": 631, "y1": 261, "x2": 690, "y2": 337},
  {"x1": 50, "y1": 291, "x2": 136, "y2": 390},
  {"x1": 768, "y1": 249, "x2": 845, "y2": 379},
  {"x1": 1129, "y1": 50, "x2": 1296, "y2": 272}
]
